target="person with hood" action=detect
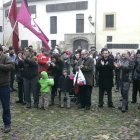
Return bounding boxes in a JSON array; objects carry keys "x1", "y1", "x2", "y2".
[{"x1": 39, "y1": 71, "x2": 54, "y2": 110}]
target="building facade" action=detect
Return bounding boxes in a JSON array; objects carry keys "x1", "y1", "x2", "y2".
[
  {"x1": 0, "y1": 0, "x2": 4, "y2": 44},
  {"x1": 2, "y1": 0, "x2": 95, "y2": 52},
  {"x1": 1, "y1": 0, "x2": 140, "y2": 53},
  {"x1": 96, "y1": 0, "x2": 140, "y2": 53}
]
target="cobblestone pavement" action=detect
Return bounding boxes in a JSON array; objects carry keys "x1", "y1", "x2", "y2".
[{"x1": 0, "y1": 86, "x2": 140, "y2": 140}]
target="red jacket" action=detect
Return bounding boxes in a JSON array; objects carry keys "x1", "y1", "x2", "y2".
[{"x1": 38, "y1": 53, "x2": 51, "y2": 74}]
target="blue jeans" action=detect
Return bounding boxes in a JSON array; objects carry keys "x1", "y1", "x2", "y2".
[{"x1": 0, "y1": 85, "x2": 11, "y2": 126}]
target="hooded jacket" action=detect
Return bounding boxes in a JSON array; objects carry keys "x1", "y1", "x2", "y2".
[{"x1": 39, "y1": 71, "x2": 54, "y2": 93}]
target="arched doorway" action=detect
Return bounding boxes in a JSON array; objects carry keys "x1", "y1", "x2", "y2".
[{"x1": 73, "y1": 39, "x2": 88, "y2": 53}]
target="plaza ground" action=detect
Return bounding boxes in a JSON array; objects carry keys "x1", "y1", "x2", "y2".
[{"x1": 0, "y1": 86, "x2": 140, "y2": 140}]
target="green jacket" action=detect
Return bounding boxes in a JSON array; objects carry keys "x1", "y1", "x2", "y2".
[{"x1": 39, "y1": 71, "x2": 54, "y2": 93}]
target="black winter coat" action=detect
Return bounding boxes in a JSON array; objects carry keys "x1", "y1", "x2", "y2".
[
  {"x1": 58, "y1": 75, "x2": 72, "y2": 92},
  {"x1": 96, "y1": 57, "x2": 115, "y2": 89},
  {"x1": 48, "y1": 60, "x2": 64, "y2": 89},
  {"x1": 18, "y1": 58, "x2": 38, "y2": 80}
]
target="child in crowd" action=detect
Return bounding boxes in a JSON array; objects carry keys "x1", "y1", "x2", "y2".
[
  {"x1": 39, "y1": 71, "x2": 54, "y2": 110},
  {"x1": 58, "y1": 69, "x2": 72, "y2": 108}
]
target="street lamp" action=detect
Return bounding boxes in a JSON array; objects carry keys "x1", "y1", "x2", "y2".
[{"x1": 88, "y1": 15, "x2": 94, "y2": 26}]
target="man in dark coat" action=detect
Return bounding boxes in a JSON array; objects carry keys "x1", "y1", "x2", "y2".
[
  {"x1": 75, "y1": 49, "x2": 94, "y2": 110},
  {"x1": 96, "y1": 49, "x2": 115, "y2": 108},
  {"x1": 131, "y1": 49, "x2": 140, "y2": 105}
]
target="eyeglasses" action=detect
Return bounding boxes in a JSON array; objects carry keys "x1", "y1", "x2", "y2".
[{"x1": 81, "y1": 54, "x2": 86, "y2": 56}]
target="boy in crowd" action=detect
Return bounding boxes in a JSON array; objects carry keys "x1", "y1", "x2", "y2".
[{"x1": 58, "y1": 69, "x2": 72, "y2": 108}]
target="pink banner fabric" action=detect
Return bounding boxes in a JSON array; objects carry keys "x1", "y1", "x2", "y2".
[{"x1": 17, "y1": 0, "x2": 49, "y2": 51}]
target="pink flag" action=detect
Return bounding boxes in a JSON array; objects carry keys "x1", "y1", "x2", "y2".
[
  {"x1": 17, "y1": 0, "x2": 49, "y2": 51},
  {"x1": 8, "y1": 0, "x2": 19, "y2": 53}
]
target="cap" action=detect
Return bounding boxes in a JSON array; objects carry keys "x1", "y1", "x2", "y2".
[
  {"x1": 9, "y1": 46, "x2": 14, "y2": 50},
  {"x1": 136, "y1": 49, "x2": 140, "y2": 54}
]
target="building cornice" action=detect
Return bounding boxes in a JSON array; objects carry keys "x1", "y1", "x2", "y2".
[{"x1": 3, "y1": 0, "x2": 47, "y2": 7}]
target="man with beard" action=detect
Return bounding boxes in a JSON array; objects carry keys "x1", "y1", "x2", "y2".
[
  {"x1": 7, "y1": 46, "x2": 17, "y2": 92},
  {"x1": 76, "y1": 49, "x2": 94, "y2": 110}
]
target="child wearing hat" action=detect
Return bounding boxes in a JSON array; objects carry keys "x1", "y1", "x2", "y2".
[
  {"x1": 39, "y1": 71, "x2": 54, "y2": 110},
  {"x1": 58, "y1": 69, "x2": 72, "y2": 108}
]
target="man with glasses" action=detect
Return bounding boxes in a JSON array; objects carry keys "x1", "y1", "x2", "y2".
[{"x1": 75, "y1": 49, "x2": 94, "y2": 110}]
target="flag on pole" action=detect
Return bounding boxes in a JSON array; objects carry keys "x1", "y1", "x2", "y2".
[
  {"x1": 17, "y1": 0, "x2": 49, "y2": 51},
  {"x1": 8, "y1": 0, "x2": 19, "y2": 53}
]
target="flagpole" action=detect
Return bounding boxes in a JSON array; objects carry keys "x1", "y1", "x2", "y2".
[
  {"x1": 1, "y1": 0, "x2": 14, "y2": 45},
  {"x1": 7, "y1": 0, "x2": 14, "y2": 18},
  {"x1": 5, "y1": 20, "x2": 17, "y2": 47}
]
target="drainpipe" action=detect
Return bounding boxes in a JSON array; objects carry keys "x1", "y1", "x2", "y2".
[
  {"x1": 95, "y1": 0, "x2": 97, "y2": 48},
  {"x1": 3, "y1": 0, "x2": 4, "y2": 45}
]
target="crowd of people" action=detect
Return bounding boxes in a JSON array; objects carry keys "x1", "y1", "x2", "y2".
[{"x1": 0, "y1": 43, "x2": 140, "y2": 133}]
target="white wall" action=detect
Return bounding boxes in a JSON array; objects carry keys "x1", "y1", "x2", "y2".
[
  {"x1": 96, "y1": 0, "x2": 140, "y2": 53},
  {"x1": 3, "y1": 0, "x2": 94, "y2": 50}
]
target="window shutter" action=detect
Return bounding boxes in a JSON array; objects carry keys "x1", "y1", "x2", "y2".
[
  {"x1": 76, "y1": 14, "x2": 84, "y2": 33},
  {"x1": 50, "y1": 16, "x2": 57, "y2": 34},
  {"x1": 21, "y1": 40, "x2": 28, "y2": 49},
  {"x1": 106, "y1": 15, "x2": 114, "y2": 27},
  {"x1": 0, "y1": 26, "x2": 2, "y2": 32},
  {"x1": 51, "y1": 40, "x2": 56, "y2": 48}
]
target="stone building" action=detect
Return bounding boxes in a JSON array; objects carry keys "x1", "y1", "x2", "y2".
[
  {"x1": 1, "y1": 0, "x2": 140, "y2": 53},
  {"x1": 1, "y1": 0, "x2": 95, "y2": 52}
]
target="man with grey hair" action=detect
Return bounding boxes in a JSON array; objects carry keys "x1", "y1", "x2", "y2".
[
  {"x1": 75, "y1": 49, "x2": 94, "y2": 110},
  {"x1": 114, "y1": 50, "x2": 134, "y2": 112}
]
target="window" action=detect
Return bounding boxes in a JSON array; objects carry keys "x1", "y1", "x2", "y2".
[
  {"x1": 106, "y1": 15, "x2": 114, "y2": 27},
  {"x1": 46, "y1": 1, "x2": 88, "y2": 12},
  {"x1": 51, "y1": 40, "x2": 56, "y2": 48},
  {"x1": 107, "y1": 44, "x2": 139, "y2": 49},
  {"x1": 0, "y1": 26, "x2": 2, "y2": 32},
  {"x1": 107, "y1": 36, "x2": 112, "y2": 42},
  {"x1": 103, "y1": 13, "x2": 116, "y2": 30},
  {"x1": 76, "y1": 14, "x2": 84, "y2": 33},
  {"x1": 21, "y1": 40, "x2": 28, "y2": 50},
  {"x1": 50, "y1": 16, "x2": 57, "y2": 34}
]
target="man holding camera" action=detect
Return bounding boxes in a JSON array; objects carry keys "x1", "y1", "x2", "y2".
[{"x1": 19, "y1": 47, "x2": 39, "y2": 108}]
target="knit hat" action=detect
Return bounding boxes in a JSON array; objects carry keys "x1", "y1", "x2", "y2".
[
  {"x1": 136, "y1": 49, "x2": 140, "y2": 54},
  {"x1": 9, "y1": 46, "x2": 14, "y2": 50},
  {"x1": 0, "y1": 44, "x2": 3, "y2": 51}
]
